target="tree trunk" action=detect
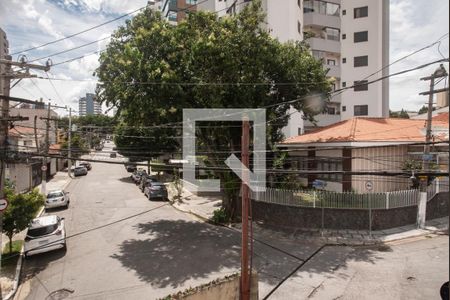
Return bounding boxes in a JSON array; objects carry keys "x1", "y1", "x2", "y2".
[{"x1": 8, "y1": 235, "x2": 13, "y2": 254}]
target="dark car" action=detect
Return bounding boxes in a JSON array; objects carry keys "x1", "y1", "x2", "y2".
[
  {"x1": 144, "y1": 182, "x2": 168, "y2": 201},
  {"x1": 79, "y1": 161, "x2": 92, "y2": 171},
  {"x1": 139, "y1": 175, "x2": 158, "y2": 192},
  {"x1": 131, "y1": 170, "x2": 147, "y2": 184},
  {"x1": 125, "y1": 164, "x2": 137, "y2": 173}
]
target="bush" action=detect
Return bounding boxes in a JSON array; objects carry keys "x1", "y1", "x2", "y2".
[{"x1": 211, "y1": 208, "x2": 230, "y2": 224}]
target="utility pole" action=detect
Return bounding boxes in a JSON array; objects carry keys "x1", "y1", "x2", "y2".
[
  {"x1": 417, "y1": 64, "x2": 448, "y2": 229},
  {"x1": 40, "y1": 102, "x2": 51, "y2": 196},
  {"x1": 68, "y1": 107, "x2": 72, "y2": 178},
  {"x1": 0, "y1": 48, "x2": 52, "y2": 271},
  {"x1": 0, "y1": 54, "x2": 11, "y2": 271},
  {"x1": 240, "y1": 116, "x2": 250, "y2": 300}
]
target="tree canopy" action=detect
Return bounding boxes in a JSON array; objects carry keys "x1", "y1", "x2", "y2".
[{"x1": 96, "y1": 1, "x2": 331, "y2": 217}]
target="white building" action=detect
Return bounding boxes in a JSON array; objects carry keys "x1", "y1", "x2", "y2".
[{"x1": 159, "y1": 0, "x2": 390, "y2": 137}]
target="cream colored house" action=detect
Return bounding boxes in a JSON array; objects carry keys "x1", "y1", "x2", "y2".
[{"x1": 278, "y1": 117, "x2": 449, "y2": 193}]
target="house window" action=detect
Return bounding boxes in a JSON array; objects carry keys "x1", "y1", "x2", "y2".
[
  {"x1": 186, "y1": 0, "x2": 197, "y2": 4},
  {"x1": 354, "y1": 55, "x2": 368, "y2": 67},
  {"x1": 327, "y1": 59, "x2": 336, "y2": 66},
  {"x1": 342, "y1": 106, "x2": 346, "y2": 112},
  {"x1": 342, "y1": 82, "x2": 346, "y2": 87},
  {"x1": 354, "y1": 105, "x2": 368, "y2": 116},
  {"x1": 354, "y1": 80, "x2": 369, "y2": 91},
  {"x1": 354, "y1": 31, "x2": 368, "y2": 43},
  {"x1": 298, "y1": 0, "x2": 301, "y2": 8},
  {"x1": 342, "y1": 33, "x2": 346, "y2": 40},
  {"x1": 354, "y1": 6, "x2": 368, "y2": 18},
  {"x1": 317, "y1": 158, "x2": 343, "y2": 182},
  {"x1": 342, "y1": 57, "x2": 347, "y2": 64},
  {"x1": 298, "y1": 21, "x2": 302, "y2": 34},
  {"x1": 342, "y1": 9, "x2": 346, "y2": 15},
  {"x1": 327, "y1": 107, "x2": 336, "y2": 114},
  {"x1": 298, "y1": 127, "x2": 303, "y2": 135}
]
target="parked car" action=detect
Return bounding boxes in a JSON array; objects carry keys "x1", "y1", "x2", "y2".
[
  {"x1": 46, "y1": 190, "x2": 70, "y2": 209},
  {"x1": 74, "y1": 166, "x2": 88, "y2": 177},
  {"x1": 79, "y1": 161, "x2": 92, "y2": 171},
  {"x1": 144, "y1": 181, "x2": 168, "y2": 200},
  {"x1": 131, "y1": 170, "x2": 146, "y2": 184},
  {"x1": 139, "y1": 175, "x2": 158, "y2": 192},
  {"x1": 125, "y1": 164, "x2": 137, "y2": 173},
  {"x1": 24, "y1": 215, "x2": 66, "y2": 257}
]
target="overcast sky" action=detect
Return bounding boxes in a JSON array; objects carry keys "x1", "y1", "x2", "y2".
[{"x1": 0, "y1": 0, "x2": 449, "y2": 116}]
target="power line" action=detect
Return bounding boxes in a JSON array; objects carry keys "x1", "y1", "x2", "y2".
[
  {"x1": 10, "y1": 6, "x2": 147, "y2": 56},
  {"x1": 28, "y1": 37, "x2": 111, "y2": 63}
]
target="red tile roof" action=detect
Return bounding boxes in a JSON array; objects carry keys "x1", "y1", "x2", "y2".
[
  {"x1": 282, "y1": 117, "x2": 449, "y2": 144},
  {"x1": 432, "y1": 112, "x2": 449, "y2": 123}
]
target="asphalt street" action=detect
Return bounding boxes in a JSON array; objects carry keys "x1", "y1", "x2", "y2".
[
  {"x1": 13, "y1": 143, "x2": 449, "y2": 300},
  {"x1": 14, "y1": 143, "x2": 322, "y2": 300}
]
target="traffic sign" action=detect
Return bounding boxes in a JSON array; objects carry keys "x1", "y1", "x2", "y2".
[
  {"x1": 41, "y1": 165, "x2": 47, "y2": 172},
  {"x1": 0, "y1": 199, "x2": 8, "y2": 211},
  {"x1": 365, "y1": 181, "x2": 373, "y2": 191}
]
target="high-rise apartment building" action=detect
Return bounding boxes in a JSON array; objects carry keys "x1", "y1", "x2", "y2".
[
  {"x1": 158, "y1": 0, "x2": 390, "y2": 137},
  {"x1": 160, "y1": 0, "x2": 198, "y2": 24},
  {"x1": 79, "y1": 93, "x2": 102, "y2": 116}
]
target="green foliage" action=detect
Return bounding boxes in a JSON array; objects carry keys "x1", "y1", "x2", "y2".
[
  {"x1": 390, "y1": 109, "x2": 410, "y2": 119},
  {"x1": 211, "y1": 208, "x2": 230, "y2": 224},
  {"x1": 418, "y1": 105, "x2": 428, "y2": 115},
  {"x1": 96, "y1": 0, "x2": 330, "y2": 217},
  {"x1": 2, "y1": 188, "x2": 44, "y2": 253},
  {"x1": 402, "y1": 159, "x2": 423, "y2": 172},
  {"x1": 61, "y1": 134, "x2": 89, "y2": 158}
]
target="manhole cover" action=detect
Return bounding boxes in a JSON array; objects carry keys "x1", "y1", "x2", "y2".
[{"x1": 46, "y1": 288, "x2": 74, "y2": 300}]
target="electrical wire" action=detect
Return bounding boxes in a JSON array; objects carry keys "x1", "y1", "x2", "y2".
[{"x1": 10, "y1": 6, "x2": 148, "y2": 56}]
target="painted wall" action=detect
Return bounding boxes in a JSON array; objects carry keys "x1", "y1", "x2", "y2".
[
  {"x1": 351, "y1": 145, "x2": 409, "y2": 193},
  {"x1": 340, "y1": 0, "x2": 389, "y2": 119}
]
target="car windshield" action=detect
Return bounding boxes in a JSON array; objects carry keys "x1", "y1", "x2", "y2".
[
  {"x1": 28, "y1": 223, "x2": 58, "y2": 238},
  {"x1": 47, "y1": 192, "x2": 64, "y2": 198}
]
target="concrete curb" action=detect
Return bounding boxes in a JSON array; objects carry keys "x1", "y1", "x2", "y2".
[
  {"x1": 4, "y1": 175, "x2": 73, "y2": 300},
  {"x1": 170, "y1": 202, "x2": 212, "y2": 224}
]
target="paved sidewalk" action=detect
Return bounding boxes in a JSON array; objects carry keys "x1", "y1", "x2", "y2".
[
  {"x1": 0, "y1": 171, "x2": 72, "y2": 299},
  {"x1": 169, "y1": 185, "x2": 223, "y2": 220},
  {"x1": 169, "y1": 187, "x2": 448, "y2": 245}
]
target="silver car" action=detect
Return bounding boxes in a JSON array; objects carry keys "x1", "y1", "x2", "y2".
[
  {"x1": 46, "y1": 190, "x2": 70, "y2": 209},
  {"x1": 74, "y1": 166, "x2": 88, "y2": 176},
  {"x1": 24, "y1": 215, "x2": 66, "y2": 257}
]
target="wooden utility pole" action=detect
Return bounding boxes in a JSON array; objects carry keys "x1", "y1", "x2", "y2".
[
  {"x1": 241, "y1": 117, "x2": 250, "y2": 300},
  {"x1": 417, "y1": 64, "x2": 448, "y2": 228}
]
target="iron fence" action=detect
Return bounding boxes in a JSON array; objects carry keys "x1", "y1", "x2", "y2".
[{"x1": 250, "y1": 177, "x2": 449, "y2": 210}]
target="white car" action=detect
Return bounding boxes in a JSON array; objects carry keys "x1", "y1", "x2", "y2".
[
  {"x1": 24, "y1": 215, "x2": 66, "y2": 257},
  {"x1": 45, "y1": 190, "x2": 70, "y2": 209}
]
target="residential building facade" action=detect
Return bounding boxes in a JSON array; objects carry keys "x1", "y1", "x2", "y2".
[
  {"x1": 158, "y1": 0, "x2": 390, "y2": 137},
  {"x1": 79, "y1": 93, "x2": 102, "y2": 116},
  {"x1": 161, "y1": 0, "x2": 198, "y2": 24},
  {"x1": 279, "y1": 117, "x2": 449, "y2": 193}
]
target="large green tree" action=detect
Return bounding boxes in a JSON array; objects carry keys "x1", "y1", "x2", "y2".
[
  {"x1": 97, "y1": 1, "x2": 330, "y2": 217},
  {"x1": 2, "y1": 188, "x2": 44, "y2": 253}
]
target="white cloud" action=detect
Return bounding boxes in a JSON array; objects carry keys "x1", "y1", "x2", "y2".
[{"x1": 3, "y1": 0, "x2": 449, "y2": 114}]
